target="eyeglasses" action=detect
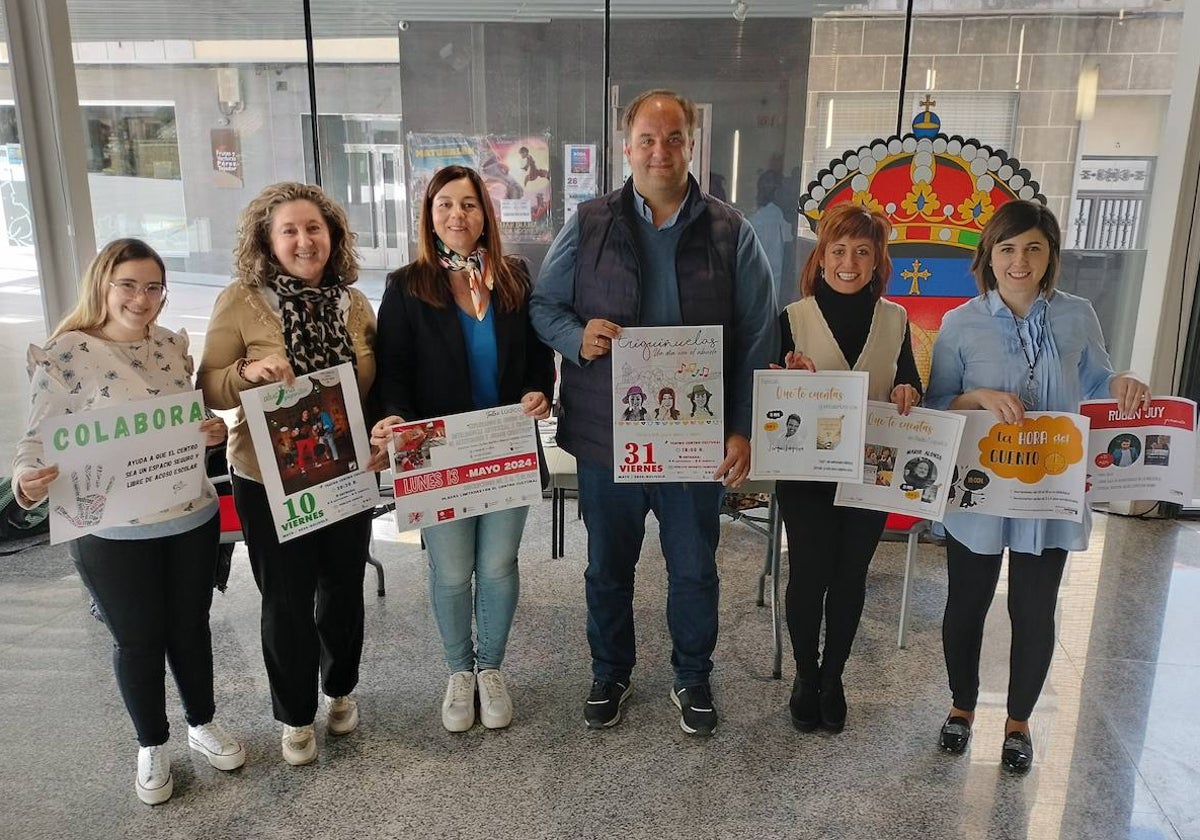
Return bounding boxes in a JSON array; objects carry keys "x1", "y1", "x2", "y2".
[{"x1": 109, "y1": 279, "x2": 167, "y2": 301}]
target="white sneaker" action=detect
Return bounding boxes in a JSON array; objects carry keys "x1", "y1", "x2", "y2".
[
  {"x1": 441, "y1": 671, "x2": 476, "y2": 732},
  {"x1": 476, "y1": 669, "x2": 513, "y2": 729},
  {"x1": 135, "y1": 744, "x2": 173, "y2": 805},
  {"x1": 281, "y1": 724, "x2": 317, "y2": 766},
  {"x1": 325, "y1": 694, "x2": 359, "y2": 736},
  {"x1": 187, "y1": 721, "x2": 246, "y2": 770}
]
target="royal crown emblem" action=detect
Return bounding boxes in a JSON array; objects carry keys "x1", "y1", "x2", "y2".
[{"x1": 799, "y1": 97, "x2": 1046, "y2": 383}]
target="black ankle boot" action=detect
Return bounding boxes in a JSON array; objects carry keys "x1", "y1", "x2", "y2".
[
  {"x1": 788, "y1": 676, "x2": 821, "y2": 732},
  {"x1": 819, "y1": 676, "x2": 846, "y2": 733}
]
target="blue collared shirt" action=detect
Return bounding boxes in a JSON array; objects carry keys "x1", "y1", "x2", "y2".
[
  {"x1": 530, "y1": 186, "x2": 778, "y2": 439},
  {"x1": 925, "y1": 290, "x2": 1117, "y2": 555}
]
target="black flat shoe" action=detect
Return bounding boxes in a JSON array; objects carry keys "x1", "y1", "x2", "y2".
[
  {"x1": 818, "y1": 677, "x2": 846, "y2": 733},
  {"x1": 1001, "y1": 730, "x2": 1034, "y2": 773},
  {"x1": 788, "y1": 676, "x2": 820, "y2": 732},
  {"x1": 938, "y1": 715, "x2": 972, "y2": 753}
]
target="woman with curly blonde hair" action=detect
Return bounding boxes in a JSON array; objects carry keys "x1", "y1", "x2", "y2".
[{"x1": 198, "y1": 182, "x2": 377, "y2": 766}]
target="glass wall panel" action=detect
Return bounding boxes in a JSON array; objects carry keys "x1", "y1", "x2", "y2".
[
  {"x1": 66, "y1": 2, "x2": 309, "y2": 358},
  {"x1": 0, "y1": 5, "x2": 47, "y2": 460},
  {"x1": 310, "y1": 1, "x2": 606, "y2": 296}
]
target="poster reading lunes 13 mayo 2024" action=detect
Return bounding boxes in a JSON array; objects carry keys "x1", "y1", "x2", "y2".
[
  {"x1": 948, "y1": 411, "x2": 1090, "y2": 523},
  {"x1": 1078, "y1": 397, "x2": 1197, "y2": 504}
]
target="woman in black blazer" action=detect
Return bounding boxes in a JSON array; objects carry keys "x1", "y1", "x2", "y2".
[{"x1": 371, "y1": 165, "x2": 554, "y2": 734}]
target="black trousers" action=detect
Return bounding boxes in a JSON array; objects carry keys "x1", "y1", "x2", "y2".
[
  {"x1": 70, "y1": 512, "x2": 220, "y2": 747},
  {"x1": 777, "y1": 481, "x2": 887, "y2": 681},
  {"x1": 942, "y1": 532, "x2": 1067, "y2": 721},
  {"x1": 232, "y1": 474, "x2": 372, "y2": 726}
]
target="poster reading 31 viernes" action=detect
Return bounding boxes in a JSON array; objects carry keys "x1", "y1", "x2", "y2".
[
  {"x1": 749, "y1": 370, "x2": 869, "y2": 481},
  {"x1": 388, "y1": 404, "x2": 542, "y2": 531},
  {"x1": 240, "y1": 363, "x2": 379, "y2": 543},
  {"x1": 949, "y1": 411, "x2": 1090, "y2": 522},
  {"x1": 40, "y1": 391, "x2": 208, "y2": 544},
  {"x1": 1079, "y1": 397, "x2": 1197, "y2": 503},
  {"x1": 611, "y1": 326, "x2": 725, "y2": 483},
  {"x1": 833, "y1": 401, "x2": 966, "y2": 521}
]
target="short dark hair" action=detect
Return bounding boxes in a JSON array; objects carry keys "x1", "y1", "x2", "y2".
[
  {"x1": 623, "y1": 89, "x2": 698, "y2": 137},
  {"x1": 971, "y1": 200, "x2": 1061, "y2": 296}
]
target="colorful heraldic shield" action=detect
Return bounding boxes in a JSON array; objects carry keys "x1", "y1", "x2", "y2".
[{"x1": 799, "y1": 97, "x2": 1046, "y2": 386}]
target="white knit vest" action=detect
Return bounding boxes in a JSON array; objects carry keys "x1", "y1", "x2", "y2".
[{"x1": 784, "y1": 296, "x2": 908, "y2": 402}]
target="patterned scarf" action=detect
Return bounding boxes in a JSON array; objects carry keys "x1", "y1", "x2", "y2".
[
  {"x1": 436, "y1": 238, "x2": 491, "y2": 320},
  {"x1": 270, "y1": 274, "x2": 356, "y2": 376}
]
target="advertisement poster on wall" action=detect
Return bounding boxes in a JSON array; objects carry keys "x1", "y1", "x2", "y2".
[
  {"x1": 240, "y1": 363, "x2": 379, "y2": 543},
  {"x1": 610, "y1": 326, "x2": 725, "y2": 483},
  {"x1": 39, "y1": 391, "x2": 207, "y2": 544},
  {"x1": 948, "y1": 411, "x2": 1090, "y2": 522},
  {"x1": 563, "y1": 143, "x2": 598, "y2": 219},
  {"x1": 210, "y1": 128, "x2": 243, "y2": 189},
  {"x1": 406, "y1": 133, "x2": 554, "y2": 244},
  {"x1": 1079, "y1": 397, "x2": 1197, "y2": 504},
  {"x1": 387, "y1": 404, "x2": 542, "y2": 532},
  {"x1": 833, "y1": 401, "x2": 966, "y2": 520}
]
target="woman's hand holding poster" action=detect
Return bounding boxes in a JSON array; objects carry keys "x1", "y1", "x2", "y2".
[
  {"x1": 947, "y1": 411, "x2": 1090, "y2": 522},
  {"x1": 240, "y1": 363, "x2": 379, "y2": 542},
  {"x1": 1079, "y1": 397, "x2": 1197, "y2": 503},
  {"x1": 749, "y1": 370, "x2": 868, "y2": 481},
  {"x1": 833, "y1": 401, "x2": 966, "y2": 521}
]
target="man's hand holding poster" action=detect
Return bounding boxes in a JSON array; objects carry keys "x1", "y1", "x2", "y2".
[
  {"x1": 611, "y1": 326, "x2": 724, "y2": 482},
  {"x1": 949, "y1": 411, "x2": 1090, "y2": 522}
]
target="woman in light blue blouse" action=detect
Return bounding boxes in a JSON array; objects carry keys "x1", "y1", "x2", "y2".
[{"x1": 925, "y1": 201, "x2": 1149, "y2": 773}]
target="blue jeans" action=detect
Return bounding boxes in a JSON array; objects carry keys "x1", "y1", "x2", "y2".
[
  {"x1": 576, "y1": 460, "x2": 725, "y2": 689},
  {"x1": 422, "y1": 506, "x2": 527, "y2": 672}
]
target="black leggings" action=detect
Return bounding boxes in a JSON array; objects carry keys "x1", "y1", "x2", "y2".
[
  {"x1": 942, "y1": 532, "x2": 1067, "y2": 721},
  {"x1": 70, "y1": 512, "x2": 220, "y2": 747},
  {"x1": 232, "y1": 474, "x2": 371, "y2": 726},
  {"x1": 778, "y1": 481, "x2": 887, "y2": 681}
]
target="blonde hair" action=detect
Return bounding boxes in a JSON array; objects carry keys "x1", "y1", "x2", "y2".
[
  {"x1": 50, "y1": 238, "x2": 166, "y2": 341},
  {"x1": 233, "y1": 182, "x2": 358, "y2": 287}
]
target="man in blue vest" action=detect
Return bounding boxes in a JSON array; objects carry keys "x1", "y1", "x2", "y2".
[{"x1": 530, "y1": 89, "x2": 778, "y2": 736}]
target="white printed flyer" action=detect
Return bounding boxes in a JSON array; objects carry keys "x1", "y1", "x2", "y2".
[
  {"x1": 611, "y1": 325, "x2": 725, "y2": 483},
  {"x1": 948, "y1": 411, "x2": 1090, "y2": 522},
  {"x1": 1079, "y1": 397, "x2": 1197, "y2": 504},
  {"x1": 749, "y1": 370, "x2": 869, "y2": 481},
  {"x1": 240, "y1": 363, "x2": 379, "y2": 542},
  {"x1": 833, "y1": 401, "x2": 966, "y2": 520},
  {"x1": 388, "y1": 403, "x2": 542, "y2": 532},
  {"x1": 40, "y1": 390, "x2": 207, "y2": 544}
]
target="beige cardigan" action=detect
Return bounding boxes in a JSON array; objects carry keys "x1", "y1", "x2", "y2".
[
  {"x1": 784, "y1": 296, "x2": 908, "y2": 402},
  {"x1": 197, "y1": 281, "x2": 377, "y2": 483}
]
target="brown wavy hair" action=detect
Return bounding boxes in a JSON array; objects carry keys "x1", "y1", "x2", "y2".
[
  {"x1": 233, "y1": 182, "x2": 358, "y2": 287},
  {"x1": 50, "y1": 238, "x2": 166, "y2": 341},
  {"x1": 798, "y1": 203, "x2": 892, "y2": 301},
  {"x1": 399, "y1": 165, "x2": 527, "y2": 313},
  {"x1": 971, "y1": 199, "x2": 1061, "y2": 296}
]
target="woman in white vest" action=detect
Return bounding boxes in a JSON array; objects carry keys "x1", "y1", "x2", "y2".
[{"x1": 775, "y1": 203, "x2": 922, "y2": 734}]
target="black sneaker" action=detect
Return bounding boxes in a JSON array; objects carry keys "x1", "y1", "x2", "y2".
[
  {"x1": 584, "y1": 679, "x2": 631, "y2": 729},
  {"x1": 671, "y1": 684, "x2": 718, "y2": 736}
]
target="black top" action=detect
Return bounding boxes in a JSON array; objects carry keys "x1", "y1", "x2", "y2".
[
  {"x1": 778, "y1": 280, "x2": 923, "y2": 396},
  {"x1": 374, "y1": 258, "x2": 556, "y2": 423}
]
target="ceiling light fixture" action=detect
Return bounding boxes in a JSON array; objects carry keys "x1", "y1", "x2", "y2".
[{"x1": 732, "y1": 0, "x2": 748, "y2": 22}]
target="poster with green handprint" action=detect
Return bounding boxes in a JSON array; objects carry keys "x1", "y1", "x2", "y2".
[{"x1": 39, "y1": 391, "x2": 207, "y2": 543}]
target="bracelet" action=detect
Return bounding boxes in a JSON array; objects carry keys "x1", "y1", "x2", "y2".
[{"x1": 236, "y1": 357, "x2": 252, "y2": 382}]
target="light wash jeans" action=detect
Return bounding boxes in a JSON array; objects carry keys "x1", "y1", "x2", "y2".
[{"x1": 422, "y1": 505, "x2": 528, "y2": 672}]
